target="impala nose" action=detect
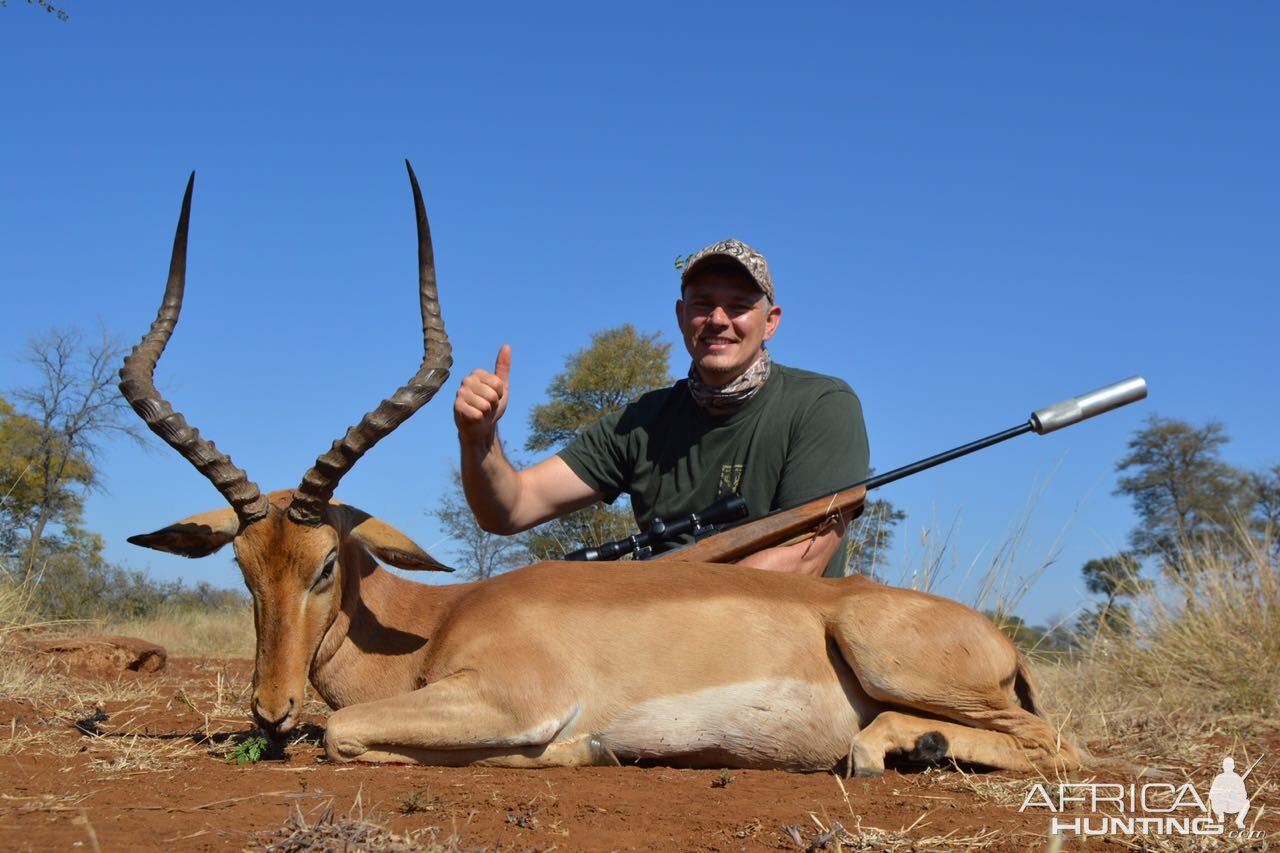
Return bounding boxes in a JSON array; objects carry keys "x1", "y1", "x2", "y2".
[{"x1": 252, "y1": 697, "x2": 296, "y2": 736}]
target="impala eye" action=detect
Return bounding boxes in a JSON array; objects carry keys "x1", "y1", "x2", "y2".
[{"x1": 313, "y1": 553, "x2": 337, "y2": 590}]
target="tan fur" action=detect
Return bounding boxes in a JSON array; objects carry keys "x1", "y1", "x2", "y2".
[
  {"x1": 123, "y1": 168, "x2": 1082, "y2": 773},
  {"x1": 133, "y1": 494, "x2": 1079, "y2": 774}
]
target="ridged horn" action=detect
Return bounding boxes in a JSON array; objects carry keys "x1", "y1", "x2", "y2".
[
  {"x1": 119, "y1": 173, "x2": 271, "y2": 526},
  {"x1": 288, "y1": 161, "x2": 453, "y2": 526}
]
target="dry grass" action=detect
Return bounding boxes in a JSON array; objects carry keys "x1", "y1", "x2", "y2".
[
  {"x1": 97, "y1": 604, "x2": 254, "y2": 659},
  {"x1": 779, "y1": 774, "x2": 1006, "y2": 851},
  {"x1": 85, "y1": 730, "x2": 203, "y2": 776},
  {"x1": 1, "y1": 569, "x2": 257, "y2": 761},
  {"x1": 2, "y1": 514, "x2": 1274, "y2": 850},
  {"x1": 891, "y1": 476, "x2": 1072, "y2": 634},
  {"x1": 782, "y1": 815, "x2": 1003, "y2": 851},
  {"x1": 922, "y1": 765, "x2": 1076, "y2": 810},
  {"x1": 1043, "y1": 529, "x2": 1279, "y2": 767},
  {"x1": 0, "y1": 569, "x2": 65, "y2": 705},
  {"x1": 1097, "y1": 834, "x2": 1273, "y2": 852},
  {"x1": 252, "y1": 793, "x2": 467, "y2": 852}
]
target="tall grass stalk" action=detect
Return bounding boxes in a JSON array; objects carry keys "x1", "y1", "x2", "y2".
[
  {"x1": 1046, "y1": 527, "x2": 1279, "y2": 757},
  {"x1": 893, "y1": 475, "x2": 1074, "y2": 641},
  {"x1": 0, "y1": 562, "x2": 47, "y2": 699}
]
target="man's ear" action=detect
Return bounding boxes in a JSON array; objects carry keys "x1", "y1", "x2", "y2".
[
  {"x1": 127, "y1": 507, "x2": 239, "y2": 558},
  {"x1": 338, "y1": 507, "x2": 453, "y2": 572},
  {"x1": 762, "y1": 303, "x2": 782, "y2": 341}
]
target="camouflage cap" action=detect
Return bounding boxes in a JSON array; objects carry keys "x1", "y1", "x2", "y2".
[{"x1": 681, "y1": 238, "x2": 775, "y2": 304}]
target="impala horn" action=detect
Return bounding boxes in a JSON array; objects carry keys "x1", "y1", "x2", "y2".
[
  {"x1": 288, "y1": 161, "x2": 453, "y2": 526},
  {"x1": 119, "y1": 172, "x2": 272, "y2": 527}
]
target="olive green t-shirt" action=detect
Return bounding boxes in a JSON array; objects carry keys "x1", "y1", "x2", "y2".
[{"x1": 557, "y1": 363, "x2": 870, "y2": 576}]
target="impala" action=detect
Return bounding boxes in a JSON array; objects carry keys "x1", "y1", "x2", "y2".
[{"x1": 122, "y1": 164, "x2": 1080, "y2": 774}]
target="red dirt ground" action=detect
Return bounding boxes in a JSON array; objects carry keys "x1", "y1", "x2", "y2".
[{"x1": 1, "y1": 657, "x2": 1275, "y2": 851}]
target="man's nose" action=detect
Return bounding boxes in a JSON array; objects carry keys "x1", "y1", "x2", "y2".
[{"x1": 706, "y1": 305, "x2": 731, "y2": 325}]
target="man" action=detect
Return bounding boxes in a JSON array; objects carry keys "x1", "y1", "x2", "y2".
[{"x1": 453, "y1": 238, "x2": 870, "y2": 576}]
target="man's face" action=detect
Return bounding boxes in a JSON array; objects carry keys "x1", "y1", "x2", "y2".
[{"x1": 676, "y1": 268, "x2": 782, "y2": 386}]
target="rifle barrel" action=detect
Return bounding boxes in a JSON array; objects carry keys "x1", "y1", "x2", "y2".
[
  {"x1": 869, "y1": 376, "x2": 1148, "y2": 491},
  {"x1": 566, "y1": 375, "x2": 1147, "y2": 562}
]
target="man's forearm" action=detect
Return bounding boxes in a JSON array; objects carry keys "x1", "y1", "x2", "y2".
[
  {"x1": 458, "y1": 430, "x2": 525, "y2": 535},
  {"x1": 735, "y1": 524, "x2": 844, "y2": 576}
]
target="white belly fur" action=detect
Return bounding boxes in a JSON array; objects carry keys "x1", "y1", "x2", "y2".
[{"x1": 600, "y1": 678, "x2": 860, "y2": 770}]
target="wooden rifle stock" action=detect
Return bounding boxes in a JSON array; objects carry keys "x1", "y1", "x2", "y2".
[{"x1": 649, "y1": 485, "x2": 867, "y2": 564}]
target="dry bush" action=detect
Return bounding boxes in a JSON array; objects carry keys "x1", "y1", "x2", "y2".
[
  {"x1": 96, "y1": 603, "x2": 254, "y2": 659},
  {"x1": 254, "y1": 795, "x2": 466, "y2": 853},
  {"x1": 1043, "y1": 529, "x2": 1279, "y2": 764}
]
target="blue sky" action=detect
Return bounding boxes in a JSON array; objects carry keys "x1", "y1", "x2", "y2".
[{"x1": 1, "y1": 3, "x2": 1275, "y2": 627}]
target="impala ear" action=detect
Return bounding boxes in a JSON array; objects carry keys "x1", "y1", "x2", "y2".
[
  {"x1": 341, "y1": 508, "x2": 453, "y2": 572},
  {"x1": 127, "y1": 507, "x2": 239, "y2": 558}
]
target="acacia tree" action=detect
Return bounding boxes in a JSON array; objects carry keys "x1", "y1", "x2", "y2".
[
  {"x1": 1249, "y1": 464, "x2": 1280, "y2": 556},
  {"x1": 1114, "y1": 415, "x2": 1249, "y2": 574},
  {"x1": 521, "y1": 325, "x2": 672, "y2": 561},
  {"x1": 1077, "y1": 552, "x2": 1151, "y2": 635},
  {"x1": 8, "y1": 328, "x2": 144, "y2": 575}
]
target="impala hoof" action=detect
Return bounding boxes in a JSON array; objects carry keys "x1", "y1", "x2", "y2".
[{"x1": 908, "y1": 731, "x2": 949, "y2": 764}]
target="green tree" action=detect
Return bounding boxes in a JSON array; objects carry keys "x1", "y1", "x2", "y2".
[
  {"x1": 1114, "y1": 415, "x2": 1248, "y2": 573},
  {"x1": 525, "y1": 325, "x2": 673, "y2": 451},
  {"x1": 1081, "y1": 552, "x2": 1150, "y2": 605},
  {"x1": 1248, "y1": 464, "x2": 1280, "y2": 556},
  {"x1": 839, "y1": 497, "x2": 906, "y2": 579},
  {"x1": 23, "y1": 524, "x2": 243, "y2": 620},
  {"x1": 1077, "y1": 552, "x2": 1151, "y2": 635},
  {"x1": 521, "y1": 504, "x2": 641, "y2": 562},
  {"x1": 0, "y1": 395, "x2": 93, "y2": 560},
  {"x1": 7, "y1": 328, "x2": 144, "y2": 576},
  {"x1": 521, "y1": 325, "x2": 672, "y2": 559},
  {"x1": 982, "y1": 610, "x2": 1069, "y2": 654},
  {"x1": 431, "y1": 468, "x2": 529, "y2": 579}
]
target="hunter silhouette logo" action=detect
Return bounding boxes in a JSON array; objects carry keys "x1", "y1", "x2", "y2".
[
  {"x1": 1209, "y1": 756, "x2": 1260, "y2": 829},
  {"x1": 1019, "y1": 753, "x2": 1266, "y2": 839}
]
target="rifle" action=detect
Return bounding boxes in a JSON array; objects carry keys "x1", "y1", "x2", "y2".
[{"x1": 563, "y1": 376, "x2": 1147, "y2": 564}]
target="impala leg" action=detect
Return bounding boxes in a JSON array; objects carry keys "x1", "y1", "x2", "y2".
[
  {"x1": 850, "y1": 710, "x2": 1047, "y2": 776},
  {"x1": 332, "y1": 735, "x2": 613, "y2": 768},
  {"x1": 845, "y1": 667, "x2": 1080, "y2": 774},
  {"x1": 834, "y1": 598, "x2": 1080, "y2": 772},
  {"x1": 324, "y1": 671, "x2": 610, "y2": 767},
  {"x1": 845, "y1": 664, "x2": 1080, "y2": 772}
]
